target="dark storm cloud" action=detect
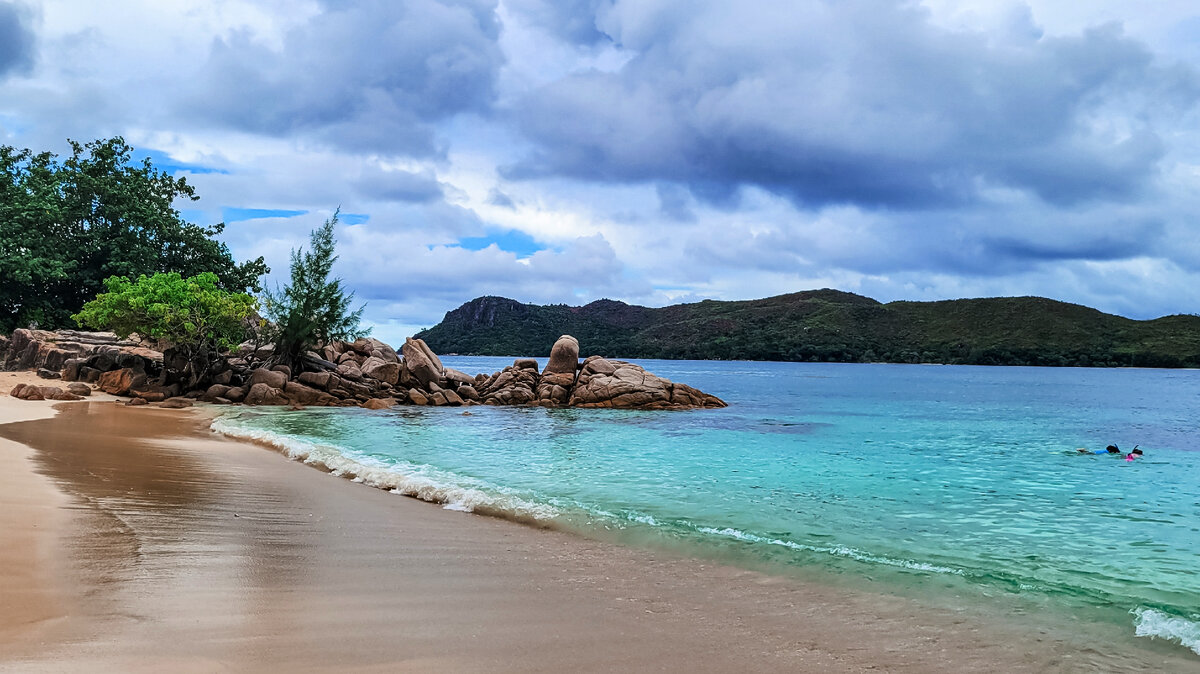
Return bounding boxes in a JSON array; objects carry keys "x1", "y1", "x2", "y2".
[
  {"x1": 0, "y1": 3, "x2": 34, "y2": 77},
  {"x1": 185, "y1": 0, "x2": 503, "y2": 155},
  {"x1": 506, "y1": 2, "x2": 1198, "y2": 210}
]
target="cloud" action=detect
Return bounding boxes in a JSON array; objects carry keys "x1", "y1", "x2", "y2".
[
  {"x1": 332, "y1": 228, "x2": 647, "y2": 327},
  {"x1": 354, "y1": 166, "x2": 445, "y2": 203},
  {"x1": 507, "y1": 1, "x2": 1198, "y2": 210},
  {"x1": 0, "y1": 2, "x2": 34, "y2": 77},
  {"x1": 184, "y1": 0, "x2": 504, "y2": 155},
  {"x1": 504, "y1": 0, "x2": 609, "y2": 45},
  {"x1": 486, "y1": 187, "x2": 515, "y2": 208}
]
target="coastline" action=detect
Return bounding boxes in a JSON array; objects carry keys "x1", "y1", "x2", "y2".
[{"x1": 1, "y1": 397, "x2": 1196, "y2": 671}]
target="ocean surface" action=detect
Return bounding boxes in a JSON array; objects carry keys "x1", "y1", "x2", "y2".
[{"x1": 212, "y1": 359, "x2": 1200, "y2": 657}]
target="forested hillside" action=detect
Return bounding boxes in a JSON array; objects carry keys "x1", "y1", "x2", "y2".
[{"x1": 416, "y1": 291, "x2": 1200, "y2": 367}]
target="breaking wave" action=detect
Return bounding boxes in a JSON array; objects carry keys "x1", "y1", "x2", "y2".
[
  {"x1": 210, "y1": 415, "x2": 562, "y2": 522},
  {"x1": 1132, "y1": 607, "x2": 1200, "y2": 656}
]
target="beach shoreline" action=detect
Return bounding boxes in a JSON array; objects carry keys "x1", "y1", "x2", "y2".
[{"x1": 1, "y1": 396, "x2": 1196, "y2": 672}]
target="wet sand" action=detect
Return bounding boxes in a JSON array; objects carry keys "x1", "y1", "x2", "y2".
[{"x1": 1, "y1": 399, "x2": 1196, "y2": 672}]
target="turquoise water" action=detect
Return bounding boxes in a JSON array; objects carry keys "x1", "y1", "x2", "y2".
[{"x1": 212, "y1": 359, "x2": 1200, "y2": 656}]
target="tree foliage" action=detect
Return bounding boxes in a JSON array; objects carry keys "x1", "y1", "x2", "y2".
[
  {"x1": 262, "y1": 211, "x2": 367, "y2": 371},
  {"x1": 73, "y1": 272, "x2": 258, "y2": 386},
  {"x1": 0, "y1": 137, "x2": 268, "y2": 332}
]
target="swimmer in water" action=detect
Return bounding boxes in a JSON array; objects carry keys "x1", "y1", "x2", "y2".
[
  {"x1": 1077, "y1": 444, "x2": 1122, "y2": 455},
  {"x1": 1125, "y1": 447, "x2": 1143, "y2": 462}
]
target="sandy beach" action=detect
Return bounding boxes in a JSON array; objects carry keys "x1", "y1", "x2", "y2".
[{"x1": 1, "y1": 394, "x2": 1196, "y2": 672}]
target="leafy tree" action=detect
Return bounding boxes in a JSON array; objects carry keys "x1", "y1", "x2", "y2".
[
  {"x1": 262, "y1": 211, "x2": 367, "y2": 371},
  {"x1": 0, "y1": 137, "x2": 268, "y2": 332},
  {"x1": 73, "y1": 272, "x2": 257, "y2": 388}
]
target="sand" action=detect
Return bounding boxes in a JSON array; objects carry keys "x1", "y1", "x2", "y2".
[{"x1": 1, "y1": 396, "x2": 1196, "y2": 672}]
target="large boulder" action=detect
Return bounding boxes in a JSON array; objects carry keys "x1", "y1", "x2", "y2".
[
  {"x1": 444, "y1": 367, "x2": 475, "y2": 386},
  {"x1": 10, "y1": 384, "x2": 83, "y2": 401},
  {"x1": 66, "y1": 382, "x2": 92, "y2": 397},
  {"x1": 61, "y1": 358, "x2": 86, "y2": 382},
  {"x1": 97, "y1": 368, "x2": 147, "y2": 396},
  {"x1": 284, "y1": 381, "x2": 338, "y2": 406},
  {"x1": 248, "y1": 368, "x2": 288, "y2": 389},
  {"x1": 298, "y1": 371, "x2": 335, "y2": 390},
  {"x1": 349, "y1": 337, "x2": 399, "y2": 363},
  {"x1": 244, "y1": 383, "x2": 289, "y2": 406},
  {"x1": 360, "y1": 397, "x2": 397, "y2": 410},
  {"x1": 543, "y1": 335, "x2": 580, "y2": 375},
  {"x1": 568, "y1": 359, "x2": 726, "y2": 410},
  {"x1": 367, "y1": 338, "x2": 399, "y2": 363},
  {"x1": 337, "y1": 362, "x2": 363, "y2": 381},
  {"x1": 360, "y1": 356, "x2": 400, "y2": 386},
  {"x1": 401, "y1": 337, "x2": 443, "y2": 386}
]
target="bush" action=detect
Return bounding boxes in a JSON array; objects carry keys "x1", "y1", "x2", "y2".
[{"x1": 73, "y1": 272, "x2": 257, "y2": 386}]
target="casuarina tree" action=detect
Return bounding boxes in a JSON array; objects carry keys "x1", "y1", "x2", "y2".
[{"x1": 261, "y1": 210, "x2": 367, "y2": 372}]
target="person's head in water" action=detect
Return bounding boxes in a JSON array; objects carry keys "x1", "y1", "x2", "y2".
[{"x1": 1106, "y1": 445, "x2": 1121, "y2": 454}]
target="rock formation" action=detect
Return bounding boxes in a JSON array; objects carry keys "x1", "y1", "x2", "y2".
[{"x1": 3, "y1": 328, "x2": 725, "y2": 411}]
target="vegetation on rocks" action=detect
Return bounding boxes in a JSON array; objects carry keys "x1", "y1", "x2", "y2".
[
  {"x1": 262, "y1": 211, "x2": 367, "y2": 372},
  {"x1": 72, "y1": 272, "x2": 258, "y2": 388},
  {"x1": 416, "y1": 291, "x2": 1200, "y2": 368}
]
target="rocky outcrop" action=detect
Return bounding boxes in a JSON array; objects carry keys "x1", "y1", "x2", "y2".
[
  {"x1": 3, "y1": 328, "x2": 724, "y2": 411},
  {"x1": 567, "y1": 357, "x2": 724, "y2": 409},
  {"x1": 2, "y1": 328, "x2": 159, "y2": 375}
]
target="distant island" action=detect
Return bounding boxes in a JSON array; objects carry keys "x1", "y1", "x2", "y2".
[{"x1": 416, "y1": 290, "x2": 1200, "y2": 368}]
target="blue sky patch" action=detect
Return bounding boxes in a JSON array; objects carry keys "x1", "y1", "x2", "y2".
[
  {"x1": 134, "y1": 148, "x2": 228, "y2": 175},
  {"x1": 222, "y1": 207, "x2": 308, "y2": 223},
  {"x1": 338, "y1": 212, "x2": 370, "y2": 225},
  {"x1": 455, "y1": 229, "x2": 547, "y2": 257}
]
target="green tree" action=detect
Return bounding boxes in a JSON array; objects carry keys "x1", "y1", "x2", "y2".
[
  {"x1": 0, "y1": 137, "x2": 268, "y2": 332},
  {"x1": 73, "y1": 272, "x2": 257, "y2": 388},
  {"x1": 262, "y1": 211, "x2": 367, "y2": 371}
]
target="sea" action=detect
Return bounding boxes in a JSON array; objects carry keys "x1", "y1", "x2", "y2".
[{"x1": 211, "y1": 358, "x2": 1200, "y2": 658}]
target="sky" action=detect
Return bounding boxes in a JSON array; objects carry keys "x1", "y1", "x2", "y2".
[{"x1": 2, "y1": 0, "x2": 1199, "y2": 344}]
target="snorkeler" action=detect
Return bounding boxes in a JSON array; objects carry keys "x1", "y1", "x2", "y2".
[
  {"x1": 1126, "y1": 447, "x2": 1143, "y2": 462},
  {"x1": 1077, "y1": 444, "x2": 1123, "y2": 455}
]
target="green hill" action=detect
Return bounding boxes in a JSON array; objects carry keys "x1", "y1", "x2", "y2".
[{"x1": 414, "y1": 291, "x2": 1200, "y2": 367}]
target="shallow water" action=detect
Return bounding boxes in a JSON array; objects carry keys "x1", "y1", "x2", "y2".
[{"x1": 213, "y1": 360, "x2": 1200, "y2": 657}]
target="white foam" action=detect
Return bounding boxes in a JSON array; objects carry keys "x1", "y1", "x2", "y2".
[
  {"x1": 1132, "y1": 607, "x2": 1200, "y2": 656},
  {"x1": 696, "y1": 526, "x2": 964, "y2": 575},
  {"x1": 211, "y1": 415, "x2": 561, "y2": 521}
]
